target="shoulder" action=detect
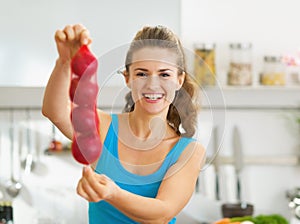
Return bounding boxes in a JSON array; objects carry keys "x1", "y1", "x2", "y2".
[
  {"x1": 178, "y1": 139, "x2": 206, "y2": 170},
  {"x1": 96, "y1": 109, "x2": 113, "y2": 143}
]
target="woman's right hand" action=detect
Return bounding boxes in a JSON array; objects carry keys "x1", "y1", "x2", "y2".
[{"x1": 54, "y1": 24, "x2": 92, "y2": 62}]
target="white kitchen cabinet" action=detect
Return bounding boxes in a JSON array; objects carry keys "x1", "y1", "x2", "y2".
[
  {"x1": 190, "y1": 86, "x2": 300, "y2": 221},
  {"x1": 0, "y1": 86, "x2": 300, "y2": 222}
]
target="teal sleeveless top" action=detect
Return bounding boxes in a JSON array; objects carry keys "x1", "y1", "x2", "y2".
[{"x1": 89, "y1": 114, "x2": 195, "y2": 224}]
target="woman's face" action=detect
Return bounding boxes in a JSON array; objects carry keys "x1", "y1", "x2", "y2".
[{"x1": 125, "y1": 47, "x2": 185, "y2": 115}]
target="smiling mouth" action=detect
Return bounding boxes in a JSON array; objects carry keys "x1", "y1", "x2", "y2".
[{"x1": 142, "y1": 93, "x2": 164, "y2": 100}]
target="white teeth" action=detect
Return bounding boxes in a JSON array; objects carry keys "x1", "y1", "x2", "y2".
[{"x1": 143, "y1": 93, "x2": 163, "y2": 100}]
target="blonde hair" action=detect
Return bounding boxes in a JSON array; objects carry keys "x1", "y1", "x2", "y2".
[{"x1": 123, "y1": 25, "x2": 200, "y2": 137}]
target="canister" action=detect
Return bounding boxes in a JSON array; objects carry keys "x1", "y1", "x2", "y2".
[
  {"x1": 261, "y1": 56, "x2": 286, "y2": 85},
  {"x1": 228, "y1": 43, "x2": 252, "y2": 86},
  {"x1": 194, "y1": 43, "x2": 216, "y2": 86}
]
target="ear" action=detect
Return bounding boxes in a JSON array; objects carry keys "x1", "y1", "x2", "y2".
[
  {"x1": 176, "y1": 71, "x2": 185, "y2": 90},
  {"x1": 122, "y1": 70, "x2": 131, "y2": 88}
]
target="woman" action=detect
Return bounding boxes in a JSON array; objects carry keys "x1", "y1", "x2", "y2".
[{"x1": 42, "y1": 24, "x2": 206, "y2": 224}]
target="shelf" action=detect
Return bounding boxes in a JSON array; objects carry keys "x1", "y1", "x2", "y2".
[
  {"x1": 0, "y1": 86, "x2": 126, "y2": 110},
  {"x1": 0, "y1": 86, "x2": 299, "y2": 110},
  {"x1": 200, "y1": 85, "x2": 300, "y2": 110}
]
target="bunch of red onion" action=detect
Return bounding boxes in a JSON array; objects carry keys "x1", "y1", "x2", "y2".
[{"x1": 69, "y1": 45, "x2": 102, "y2": 164}]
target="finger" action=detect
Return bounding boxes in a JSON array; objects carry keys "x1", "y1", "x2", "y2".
[
  {"x1": 81, "y1": 176, "x2": 103, "y2": 201},
  {"x1": 63, "y1": 25, "x2": 76, "y2": 41},
  {"x1": 80, "y1": 29, "x2": 91, "y2": 45},
  {"x1": 73, "y1": 24, "x2": 86, "y2": 41},
  {"x1": 82, "y1": 167, "x2": 105, "y2": 200},
  {"x1": 83, "y1": 167, "x2": 110, "y2": 198},
  {"x1": 54, "y1": 30, "x2": 66, "y2": 42},
  {"x1": 84, "y1": 166, "x2": 106, "y2": 186},
  {"x1": 73, "y1": 24, "x2": 91, "y2": 45},
  {"x1": 83, "y1": 165, "x2": 94, "y2": 177},
  {"x1": 100, "y1": 174, "x2": 112, "y2": 185},
  {"x1": 77, "y1": 180, "x2": 91, "y2": 201}
]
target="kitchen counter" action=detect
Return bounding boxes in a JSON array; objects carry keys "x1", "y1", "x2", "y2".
[{"x1": 177, "y1": 212, "x2": 208, "y2": 224}]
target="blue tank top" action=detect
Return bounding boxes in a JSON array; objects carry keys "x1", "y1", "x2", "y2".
[{"x1": 89, "y1": 114, "x2": 195, "y2": 224}]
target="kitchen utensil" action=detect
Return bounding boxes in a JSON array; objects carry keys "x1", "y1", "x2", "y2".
[
  {"x1": 33, "y1": 130, "x2": 48, "y2": 176},
  {"x1": 16, "y1": 127, "x2": 33, "y2": 206},
  {"x1": 232, "y1": 125, "x2": 246, "y2": 208},
  {"x1": 21, "y1": 109, "x2": 36, "y2": 174},
  {"x1": 0, "y1": 130, "x2": 7, "y2": 201},
  {"x1": 212, "y1": 126, "x2": 221, "y2": 201},
  {"x1": 6, "y1": 109, "x2": 22, "y2": 197},
  {"x1": 47, "y1": 124, "x2": 63, "y2": 152},
  {"x1": 221, "y1": 126, "x2": 254, "y2": 218}
]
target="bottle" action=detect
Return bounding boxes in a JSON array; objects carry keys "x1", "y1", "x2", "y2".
[
  {"x1": 228, "y1": 43, "x2": 252, "y2": 86},
  {"x1": 194, "y1": 43, "x2": 216, "y2": 86},
  {"x1": 0, "y1": 201, "x2": 13, "y2": 224},
  {"x1": 261, "y1": 56, "x2": 285, "y2": 86}
]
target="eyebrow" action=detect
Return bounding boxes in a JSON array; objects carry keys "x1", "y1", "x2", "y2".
[{"x1": 134, "y1": 68, "x2": 174, "y2": 72}]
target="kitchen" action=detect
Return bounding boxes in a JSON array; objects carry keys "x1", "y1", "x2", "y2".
[{"x1": 0, "y1": 0, "x2": 300, "y2": 223}]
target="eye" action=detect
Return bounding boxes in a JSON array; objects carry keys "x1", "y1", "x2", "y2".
[
  {"x1": 136, "y1": 72, "x2": 147, "y2": 77},
  {"x1": 160, "y1": 73, "x2": 171, "y2": 78}
]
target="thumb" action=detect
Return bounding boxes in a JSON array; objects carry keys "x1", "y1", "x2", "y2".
[{"x1": 82, "y1": 165, "x2": 93, "y2": 176}]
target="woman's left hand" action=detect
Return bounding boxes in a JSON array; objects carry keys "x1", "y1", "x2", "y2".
[{"x1": 76, "y1": 166, "x2": 120, "y2": 202}]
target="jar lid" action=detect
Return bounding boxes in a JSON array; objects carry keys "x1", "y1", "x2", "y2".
[
  {"x1": 194, "y1": 43, "x2": 215, "y2": 50},
  {"x1": 229, "y1": 43, "x2": 252, "y2": 49},
  {"x1": 264, "y1": 55, "x2": 282, "y2": 62},
  {"x1": 0, "y1": 201, "x2": 12, "y2": 206}
]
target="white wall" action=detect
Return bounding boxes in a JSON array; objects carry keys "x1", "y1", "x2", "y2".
[
  {"x1": 181, "y1": 0, "x2": 300, "y2": 85},
  {"x1": 0, "y1": 0, "x2": 180, "y2": 87}
]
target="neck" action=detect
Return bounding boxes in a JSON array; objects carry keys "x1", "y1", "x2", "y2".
[
  {"x1": 119, "y1": 110, "x2": 178, "y2": 151},
  {"x1": 128, "y1": 111, "x2": 168, "y2": 140}
]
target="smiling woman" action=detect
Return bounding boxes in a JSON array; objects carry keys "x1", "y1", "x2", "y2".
[{"x1": 42, "y1": 24, "x2": 205, "y2": 224}]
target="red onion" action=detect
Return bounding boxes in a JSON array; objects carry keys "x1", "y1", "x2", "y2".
[
  {"x1": 71, "y1": 133, "x2": 102, "y2": 165},
  {"x1": 71, "y1": 45, "x2": 98, "y2": 77}
]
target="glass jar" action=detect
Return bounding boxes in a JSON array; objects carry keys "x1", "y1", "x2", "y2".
[
  {"x1": 261, "y1": 56, "x2": 285, "y2": 86},
  {"x1": 228, "y1": 43, "x2": 252, "y2": 86},
  {"x1": 194, "y1": 43, "x2": 216, "y2": 86}
]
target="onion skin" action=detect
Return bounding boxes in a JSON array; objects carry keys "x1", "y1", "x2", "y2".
[
  {"x1": 72, "y1": 79, "x2": 99, "y2": 107},
  {"x1": 69, "y1": 77, "x2": 80, "y2": 102},
  {"x1": 71, "y1": 134, "x2": 102, "y2": 165},
  {"x1": 69, "y1": 45, "x2": 102, "y2": 165},
  {"x1": 71, "y1": 45, "x2": 98, "y2": 77},
  {"x1": 71, "y1": 107, "x2": 97, "y2": 134}
]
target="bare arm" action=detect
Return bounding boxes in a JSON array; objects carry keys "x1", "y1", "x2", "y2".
[
  {"x1": 42, "y1": 24, "x2": 92, "y2": 139},
  {"x1": 77, "y1": 142, "x2": 206, "y2": 223},
  {"x1": 42, "y1": 59, "x2": 73, "y2": 139}
]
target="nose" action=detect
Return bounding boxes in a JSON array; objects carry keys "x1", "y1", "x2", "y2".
[{"x1": 146, "y1": 75, "x2": 160, "y2": 88}]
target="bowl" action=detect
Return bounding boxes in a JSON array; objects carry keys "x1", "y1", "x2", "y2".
[{"x1": 222, "y1": 203, "x2": 254, "y2": 218}]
